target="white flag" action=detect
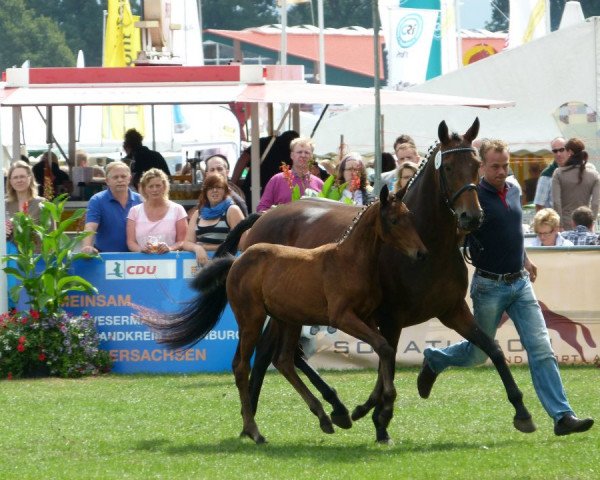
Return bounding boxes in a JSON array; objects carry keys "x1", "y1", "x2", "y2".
[
  {"x1": 380, "y1": 5, "x2": 440, "y2": 89},
  {"x1": 509, "y1": 0, "x2": 548, "y2": 48},
  {"x1": 170, "y1": 0, "x2": 204, "y2": 66},
  {"x1": 440, "y1": 0, "x2": 459, "y2": 74}
]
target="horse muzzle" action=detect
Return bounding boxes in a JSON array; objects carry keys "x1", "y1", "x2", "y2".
[{"x1": 456, "y1": 209, "x2": 484, "y2": 232}]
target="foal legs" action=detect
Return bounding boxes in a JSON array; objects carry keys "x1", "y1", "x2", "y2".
[
  {"x1": 231, "y1": 306, "x2": 270, "y2": 444},
  {"x1": 271, "y1": 323, "x2": 336, "y2": 434}
]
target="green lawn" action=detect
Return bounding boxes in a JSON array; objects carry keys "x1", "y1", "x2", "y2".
[{"x1": 0, "y1": 366, "x2": 598, "y2": 479}]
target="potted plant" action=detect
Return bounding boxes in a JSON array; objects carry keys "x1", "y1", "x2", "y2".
[{"x1": 1, "y1": 194, "x2": 111, "y2": 379}]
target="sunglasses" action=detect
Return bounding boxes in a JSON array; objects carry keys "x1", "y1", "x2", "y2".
[{"x1": 552, "y1": 147, "x2": 565, "y2": 154}]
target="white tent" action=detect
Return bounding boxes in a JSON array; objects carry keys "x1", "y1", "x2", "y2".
[{"x1": 314, "y1": 17, "x2": 600, "y2": 161}]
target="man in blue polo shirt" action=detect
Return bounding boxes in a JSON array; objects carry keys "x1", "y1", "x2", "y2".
[
  {"x1": 417, "y1": 139, "x2": 593, "y2": 437},
  {"x1": 81, "y1": 161, "x2": 142, "y2": 253}
]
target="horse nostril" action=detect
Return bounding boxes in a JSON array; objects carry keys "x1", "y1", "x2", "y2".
[{"x1": 416, "y1": 250, "x2": 427, "y2": 261}]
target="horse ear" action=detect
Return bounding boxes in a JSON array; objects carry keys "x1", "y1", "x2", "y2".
[
  {"x1": 438, "y1": 120, "x2": 450, "y2": 145},
  {"x1": 464, "y1": 117, "x2": 480, "y2": 143},
  {"x1": 379, "y1": 184, "x2": 390, "y2": 207},
  {"x1": 395, "y1": 183, "x2": 408, "y2": 201}
]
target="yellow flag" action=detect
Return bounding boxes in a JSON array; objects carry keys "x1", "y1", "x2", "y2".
[{"x1": 102, "y1": 0, "x2": 145, "y2": 140}]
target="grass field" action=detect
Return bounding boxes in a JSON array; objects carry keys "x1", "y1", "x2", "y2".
[{"x1": 0, "y1": 366, "x2": 598, "y2": 479}]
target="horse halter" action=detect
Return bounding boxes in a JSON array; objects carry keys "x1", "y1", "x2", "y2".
[{"x1": 435, "y1": 145, "x2": 478, "y2": 215}]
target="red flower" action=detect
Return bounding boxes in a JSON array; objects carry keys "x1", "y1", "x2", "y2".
[
  {"x1": 18, "y1": 336, "x2": 26, "y2": 344},
  {"x1": 38, "y1": 352, "x2": 47, "y2": 361},
  {"x1": 7, "y1": 372, "x2": 13, "y2": 380},
  {"x1": 21, "y1": 318, "x2": 28, "y2": 324},
  {"x1": 22, "y1": 201, "x2": 29, "y2": 214},
  {"x1": 17, "y1": 343, "x2": 25, "y2": 352},
  {"x1": 29, "y1": 310, "x2": 40, "y2": 319},
  {"x1": 349, "y1": 172, "x2": 362, "y2": 193},
  {"x1": 280, "y1": 162, "x2": 293, "y2": 189}
]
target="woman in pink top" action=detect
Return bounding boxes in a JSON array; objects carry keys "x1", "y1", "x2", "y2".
[{"x1": 127, "y1": 168, "x2": 187, "y2": 254}]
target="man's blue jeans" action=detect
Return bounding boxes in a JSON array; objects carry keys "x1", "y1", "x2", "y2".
[{"x1": 424, "y1": 272, "x2": 573, "y2": 422}]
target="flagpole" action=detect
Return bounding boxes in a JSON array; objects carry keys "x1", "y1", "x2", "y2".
[
  {"x1": 281, "y1": 0, "x2": 288, "y2": 66},
  {"x1": 317, "y1": 0, "x2": 326, "y2": 84},
  {"x1": 372, "y1": 0, "x2": 382, "y2": 193}
]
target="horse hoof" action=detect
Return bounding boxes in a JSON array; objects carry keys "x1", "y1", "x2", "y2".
[
  {"x1": 240, "y1": 430, "x2": 268, "y2": 444},
  {"x1": 331, "y1": 412, "x2": 353, "y2": 429},
  {"x1": 351, "y1": 405, "x2": 368, "y2": 421},
  {"x1": 375, "y1": 432, "x2": 392, "y2": 445},
  {"x1": 513, "y1": 416, "x2": 537, "y2": 433},
  {"x1": 320, "y1": 421, "x2": 335, "y2": 434}
]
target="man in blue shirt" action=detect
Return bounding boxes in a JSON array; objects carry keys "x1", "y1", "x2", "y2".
[
  {"x1": 81, "y1": 161, "x2": 142, "y2": 253},
  {"x1": 417, "y1": 139, "x2": 593, "y2": 437}
]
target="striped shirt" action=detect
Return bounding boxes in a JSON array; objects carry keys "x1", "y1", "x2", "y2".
[{"x1": 560, "y1": 225, "x2": 599, "y2": 245}]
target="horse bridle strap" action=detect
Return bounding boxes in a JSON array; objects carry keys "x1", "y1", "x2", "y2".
[{"x1": 437, "y1": 146, "x2": 478, "y2": 213}]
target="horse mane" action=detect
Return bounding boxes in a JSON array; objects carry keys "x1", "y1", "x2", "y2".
[
  {"x1": 336, "y1": 201, "x2": 377, "y2": 244},
  {"x1": 405, "y1": 141, "x2": 439, "y2": 192}
]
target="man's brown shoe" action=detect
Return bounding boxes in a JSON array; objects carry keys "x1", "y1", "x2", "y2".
[
  {"x1": 554, "y1": 414, "x2": 594, "y2": 436},
  {"x1": 417, "y1": 359, "x2": 438, "y2": 399}
]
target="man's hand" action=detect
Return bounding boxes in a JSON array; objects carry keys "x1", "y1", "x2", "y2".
[
  {"x1": 81, "y1": 245, "x2": 98, "y2": 254},
  {"x1": 524, "y1": 257, "x2": 537, "y2": 283}
]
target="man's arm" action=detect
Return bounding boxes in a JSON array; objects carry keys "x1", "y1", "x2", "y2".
[
  {"x1": 81, "y1": 222, "x2": 99, "y2": 254},
  {"x1": 533, "y1": 175, "x2": 551, "y2": 211}
]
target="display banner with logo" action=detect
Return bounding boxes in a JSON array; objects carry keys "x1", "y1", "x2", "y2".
[
  {"x1": 378, "y1": 0, "x2": 441, "y2": 89},
  {"x1": 60, "y1": 252, "x2": 238, "y2": 373},
  {"x1": 306, "y1": 247, "x2": 600, "y2": 369}
]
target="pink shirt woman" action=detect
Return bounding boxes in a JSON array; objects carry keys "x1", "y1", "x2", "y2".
[{"x1": 127, "y1": 168, "x2": 187, "y2": 254}]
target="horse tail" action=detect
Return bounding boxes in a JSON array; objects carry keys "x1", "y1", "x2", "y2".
[
  {"x1": 149, "y1": 256, "x2": 236, "y2": 350},
  {"x1": 214, "y1": 212, "x2": 261, "y2": 257},
  {"x1": 578, "y1": 322, "x2": 597, "y2": 348}
]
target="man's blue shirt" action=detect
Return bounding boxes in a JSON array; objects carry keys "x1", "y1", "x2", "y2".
[
  {"x1": 86, "y1": 188, "x2": 142, "y2": 252},
  {"x1": 469, "y1": 178, "x2": 524, "y2": 274}
]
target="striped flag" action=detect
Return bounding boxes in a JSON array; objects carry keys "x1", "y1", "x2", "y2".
[{"x1": 102, "y1": 0, "x2": 145, "y2": 140}]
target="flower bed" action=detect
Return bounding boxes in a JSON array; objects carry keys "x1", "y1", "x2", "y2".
[{"x1": 0, "y1": 309, "x2": 111, "y2": 379}]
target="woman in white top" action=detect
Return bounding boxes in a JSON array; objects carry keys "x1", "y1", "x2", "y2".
[{"x1": 127, "y1": 168, "x2": 187, "y2": 254}]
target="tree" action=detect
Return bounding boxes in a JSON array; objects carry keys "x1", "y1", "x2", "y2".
[
  {"x1": 0, "y1": 0, "x2": 75, "y2": 71},
  {"x1": 202, "y1": 0, "x2": 279, "y2": 30},
  {"x1": 25, "y1": 0, "x2": 106, "y2": 67},
  {"x1": 287, "y1": 0, "x2": 372, "y2": 28}
]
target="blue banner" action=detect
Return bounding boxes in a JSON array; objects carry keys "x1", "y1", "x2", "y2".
[{"x1": 18, "y1": 252, "x2": 238, "y2": 374}]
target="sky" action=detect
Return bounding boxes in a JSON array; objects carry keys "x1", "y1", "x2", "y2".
[{"x1": 459, "y1": 0, "x2": 493, "y2": 29}]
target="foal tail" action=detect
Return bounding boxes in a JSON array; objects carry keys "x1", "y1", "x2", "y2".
[
  {"x1": 214, "y1": 212, "x2": 261, "y2": 257},
  {"x1": 144, "y1": 256, "x2": 236, "y2": 350}
]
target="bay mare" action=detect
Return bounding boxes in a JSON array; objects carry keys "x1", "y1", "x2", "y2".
[
  {"x1": 217, "y1": 119, "x2": 536, "y2": 443},
  {"x1": 144, "y1": 186, "x2": 426, "y2": 443}
]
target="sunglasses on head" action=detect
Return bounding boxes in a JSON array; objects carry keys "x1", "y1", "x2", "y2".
[{"x1": 552, "y1": 147, "x2": 565, "y2": 154}]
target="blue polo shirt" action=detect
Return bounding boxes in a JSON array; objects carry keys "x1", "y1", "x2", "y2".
[
  {"x1": 468, "y1": 178, "x2": 524, "y2": 274},
  {"x1": 86, "y1": 188, "x2": 142, "y2": 252}
]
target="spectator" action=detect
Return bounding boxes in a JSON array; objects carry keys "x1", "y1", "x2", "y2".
[
  {"x1": 417, "y1": 138, "x2": 593, "y2": 437},
  {"x1": 371, "y1": 152, "x2": 396, "y2": 187},
  {"x1": 393, "y1": 161, "x2": 418, "y2": 193},
  {"x1": 524, "y1": 163, "x2": 541, "y2": 204},
  {"x1": 5, "y1": 160, "x2": 44, "y2": 239},
  {"x1": 309, "y1": 159, "x2": 330, "y2": 182},
  {"x1": 81, "y1": 161, "x2": 142, "y2": 254},
  {"x1": 233, "y1": 130, "x2": 300, "y2": 211},
  {"x1": 127, "y1": 168, "x2": 187, "y2": 254},
  {"x1": 383, "y1": 142, "x2": 420, "y2": 191},
  {"x1": 561, "y1": 206, "x2": 599, "y2": 245},
  {"x1": 393, "y1": 133, "x2": 416, "y2": 150},
  {"x1": 123, "y1": 128, "x2": 171, "y2": 190},
  {"x1": 76, "y1": 150, "x2": 105, "y2": 178},
  {"x1": 256, "y1": 137, "x2": 324, "y2": 212},
  {"x1": 335, "y1": 152, "x2": 373, "y2": 206},
  {"x1": 552, "y1": 137, "x2": 600, "y2": 230},
  {"x1": 32, "y1": 151, "x2": 71, "y2": 199},
  {"x1": 534, "y1": 138, "x2": 568, "y2": 211},
  {"x1": 530, "y1": 208, "x2": 574, "y2": 246},
  {"x1": 182, "y1": 174, "x2": 245, "y2": 264},
  {"x1": 204, "y1": 154, "x2": 248, "y2": 216}
]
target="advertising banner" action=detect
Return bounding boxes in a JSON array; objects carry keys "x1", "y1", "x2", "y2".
[
  {"x1": 307, "y1": 247, "x2": 600, "y2": 369},
  {"x1": 62, "y1": 253, "x2": 238, "y2": 374}
]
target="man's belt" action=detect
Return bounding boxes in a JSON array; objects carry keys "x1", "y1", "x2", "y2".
[{"x1": 475, "y1": 268, "x2": 526, "y2": 284}]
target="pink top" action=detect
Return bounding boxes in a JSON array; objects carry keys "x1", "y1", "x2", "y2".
[
  {"x1": 257, "y1": 172, "x2": 324, "y2": 212},
  {"x1": 127, "y1": 201, "x2": 187, "y2": 247}
]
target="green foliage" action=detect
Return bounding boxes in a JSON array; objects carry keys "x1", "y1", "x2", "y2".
[
  {"x1": 0, "y1": 0, "x2": 76, "y2": 71},
  {"x1": 2, "y1": 194, "x2": 98, "y2": 317},
  {"x1": 202, "y1": 0, "x2": 279, "y2": 29},
  {"x1": 318, "y1": 174, "x2": 352, "y2": 203},
  {"x1": 288, "y1": 0, "x2": 372, "y2": 28},
  {"x1": 0, "y1": 310, "x2": 111, "y2": 379}
]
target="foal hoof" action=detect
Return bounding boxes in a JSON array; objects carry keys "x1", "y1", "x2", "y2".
[
  {"x1": 351, "y1": 405, "x2": 369, "y2": 421},
  {"x1": 240, "y1": 430, "x2": 267, "y2": 444},
  {"x1": 331, "y1": 412, "x2": 353, "y2": 430},
  {"x1": 513, "y1": 415, "x2": 537, "y2": 433},
  {"x1": 320, "y1": 420, "x2": 335, "y2": 435}
]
